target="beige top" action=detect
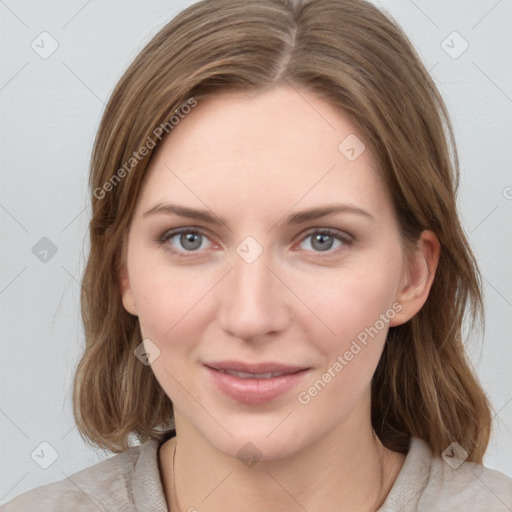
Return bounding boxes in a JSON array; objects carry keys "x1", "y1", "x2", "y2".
[{"x1": 1, "y1": 432, "x2": 511, "y2": 511}]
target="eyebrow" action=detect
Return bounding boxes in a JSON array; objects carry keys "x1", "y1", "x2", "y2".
[{"x1": 143, "y1": 202, "x2": 376, "y2": 227}]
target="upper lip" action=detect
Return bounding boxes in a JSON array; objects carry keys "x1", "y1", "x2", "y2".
[{"x1": 204, "y1": 360, "x2": 308, "y2": 374}]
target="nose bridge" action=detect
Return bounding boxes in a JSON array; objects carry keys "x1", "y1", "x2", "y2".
[
  {"x1": 233, "y1": 247, "x2": 271, "y2": 303},
  {"x1": 217, "y1": 240, "x2": 290, "y2": 340}
]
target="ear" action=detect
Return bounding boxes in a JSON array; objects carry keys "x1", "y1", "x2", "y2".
[
  {"x1": 119, "y1": 261, "x2": 138, "y2": 316},
  {"x1": 389, "y1": 230, "x2": 441, "y2": 327},
  {"x1": 117, "y1": 231, "x2": 138, "y2": 316}
]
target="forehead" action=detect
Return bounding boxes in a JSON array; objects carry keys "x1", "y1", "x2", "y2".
[
  {"x1": 158, "y1": 85, "x2": 367, "y2": 164},
  {"x1": 135, "y1": 85, "x2": 391, "y2": 222}
]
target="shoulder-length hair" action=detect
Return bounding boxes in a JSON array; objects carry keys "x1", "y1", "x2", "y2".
[{"x1": 73, "y1": 0, "x2": 492, "y2": 461}]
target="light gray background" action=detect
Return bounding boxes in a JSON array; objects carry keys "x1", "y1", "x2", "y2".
[{"x1": 1, "y1": 0, "x2": 511, "y2": 504}]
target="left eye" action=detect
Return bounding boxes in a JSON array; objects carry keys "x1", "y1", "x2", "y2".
[
  {"x1": 158, "y1": 228, "x2": 351, "y2": 257},
  {"x1": 298, "y1": 229, "x2": 349, "y2": 253}
]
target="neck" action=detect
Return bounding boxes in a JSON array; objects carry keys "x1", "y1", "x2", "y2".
[{"x1": 159, "y1": 417, "x2": 405, "y2": 512}]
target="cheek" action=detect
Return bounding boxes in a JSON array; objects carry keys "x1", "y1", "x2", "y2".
[
  {"x1": 129, "y1": 253, "x2": 228, "y2": 379},
  {"x1": 292, "y1": 258, "x2": 402, "y2": 356},
  {"x1": 131, "y1": 266, "x2": 212, "y2": 407},
  {"x1": 294, "y1": 273, "x2": 398, "y2": 423},
  {"x1": 126, "y1": 234, "x2": 200, "y2": 319},
  {"x1": 289, "y1": 259, "x2": 402, "y2": 416}
]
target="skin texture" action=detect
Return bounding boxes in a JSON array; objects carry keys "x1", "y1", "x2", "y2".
[{"x1": 119, "y1": 84, "x2": 440, "y2": 511}]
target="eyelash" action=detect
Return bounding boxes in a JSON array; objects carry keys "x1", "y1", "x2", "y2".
[{"x1": 157, "y1": 227, "x2": 354, "y2": 259}]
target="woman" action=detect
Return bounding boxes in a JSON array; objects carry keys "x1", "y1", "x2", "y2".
[{"x1": 3, "y1": 0, "x2": 511, "y2": 510}]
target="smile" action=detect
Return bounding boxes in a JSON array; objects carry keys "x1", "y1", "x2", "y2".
[{"x1": 203, "y1": 362, "x2": 310, "y2": 405}]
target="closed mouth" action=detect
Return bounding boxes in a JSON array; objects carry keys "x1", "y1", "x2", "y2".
[{"x1": 214, "y1": 369, "x2": 298, "y2": 379}]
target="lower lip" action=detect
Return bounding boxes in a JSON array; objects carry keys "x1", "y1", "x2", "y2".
[{"x1": 204, "y1": 366, "x2": 309, "y2": 405}]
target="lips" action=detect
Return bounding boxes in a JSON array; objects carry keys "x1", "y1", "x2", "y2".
[
  {"x1": 204, "y1": 360, "x2": 307, "y2": 375},
  {"x1": 216, "y1": 369, "x2": 288, "y2": 379},
  {"x1": 203, "y1": 360, "x2": 310, "y2": 404}
]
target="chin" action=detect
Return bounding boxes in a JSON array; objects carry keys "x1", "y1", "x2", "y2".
[{"x1": 196, "y1": 416, "x2": 314, "y2": 463}]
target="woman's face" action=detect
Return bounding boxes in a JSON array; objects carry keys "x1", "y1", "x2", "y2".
[{"x1": 120, "y1": 84, "x2": 430, "y2": 460}]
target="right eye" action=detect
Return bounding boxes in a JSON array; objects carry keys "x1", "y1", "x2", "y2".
[{"x1": 158, "y1": 228, "x2": 214, "y2": 257}]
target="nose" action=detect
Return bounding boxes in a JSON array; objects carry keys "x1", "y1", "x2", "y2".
[{"x1": 217, "y1": 245, "x2": 292, "y2": 343}]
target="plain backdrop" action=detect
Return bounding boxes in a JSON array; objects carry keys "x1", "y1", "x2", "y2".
[{"x1": 1, "y1": 0, "x2": 511, "y2": 504}]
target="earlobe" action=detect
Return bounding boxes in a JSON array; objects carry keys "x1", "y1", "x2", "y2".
[
  {"x1": 119, "y1": 263, "x2": 138, "y2": 316},
  {"x1": 389, "y1": 230, "x2": 441, "y2": 327}
]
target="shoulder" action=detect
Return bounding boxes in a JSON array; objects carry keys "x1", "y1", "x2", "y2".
[
  {"x1": 0, "y1": 440, "x2": 159, "y2": 512},
  {"x1": 380, "y1": 437, "x2": 512, "y2": 511}
]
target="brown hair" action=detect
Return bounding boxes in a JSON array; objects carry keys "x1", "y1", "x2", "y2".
[{"x1": 73, "y1": 0, "x2": 493, "y2": 461}]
